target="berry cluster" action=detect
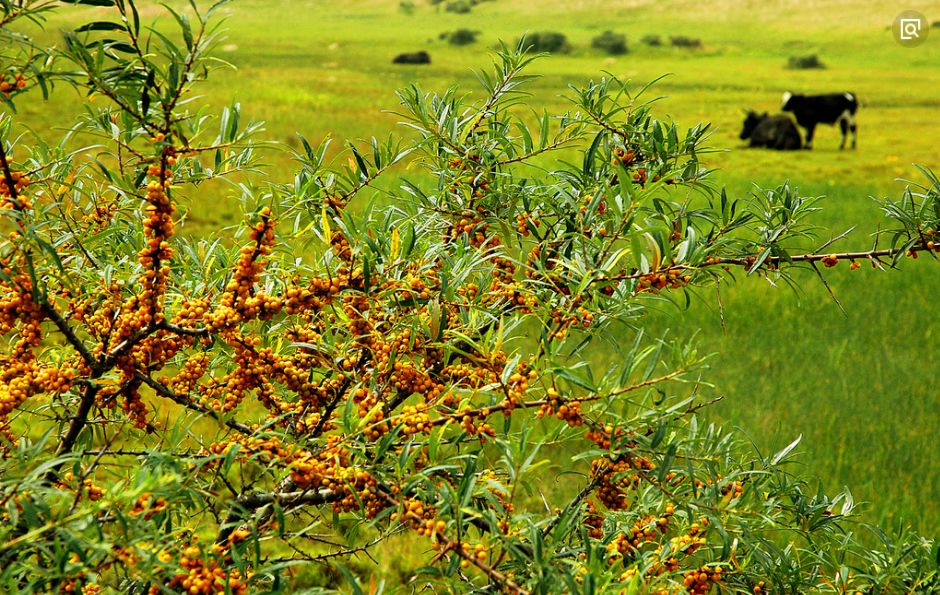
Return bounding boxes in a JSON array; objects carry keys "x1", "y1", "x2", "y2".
[
  {"x1": 606, "y1": 509, "x2": 673, "y2": 561},
  {"x1": 458, "y1": 542, "x2": 489, "y2": 569},
  {"x1": 163, "y1": 352, "x2": 209, "y2": 395},
  {"x1": 500, "y1": 367, "x2": 535, "y2": 411},
  {"x1": 585, "y1": 424, "x2": 627, "y2": 449},
  {"x1": 721, "y1": 480, "x2": 744, "y2": 500},
  {"x1": 0, "y1": 316, "x2": 74, "y2": 443},
  {"x1": 60, "y1": 565, "x2": 102, "y2": 595},
  {"x1": 635, "y1": 268, "x2": 692, "y2": 294},
  {"x1": 579, "y1": 193, "x2": 608, "y2": 217},
  {"x1": 592, "y1": 456, "x2": 655, "y2": 510},
  {"x1": 330, "y1": 230, "x2": 353, "y2": 261},
  {"x1": 0, "y1": 72, "x2": 26, "y2": 96},
  {"x1": 515, "y1": 211, "x2": 544, "y2": 237},
  {"x1": 138, "y1": 141, "x2": 177, "y2": 322},
  {"x1": 632, "y1": 167, "x2": 648, "y2": 186},
  {"x1": 207, "y1": 433, "x2": 293, "y2": 462},
  {"x1": 398, "y1": 403, "x2": 431, "y2": 436},
  {"x1": 82, "y1": 196, "x2": 120, "y2": 232},
  {"x1": 0, "y1": 163, "x2": 29, "y2": 210},
  {"x1": 155, "y1": 537, "x2": 251, "y2": 595},
  {"x1": 60, "y1": 472, "x2": 105, "y2": 502},
  {"x1": 682, "y1": 565, "x2": 723, "y2": 594},
  {"x1": 441, "y1": 362, "x2": 498, "y2": 390},
  {"x1": 205, "y1": 208, "x2": 283, "y2": 331},
  {"x1": 128, "y1": 492, "x2": 168, "y2": 520},
  {"x1": 492, "y1": 282, "x2": 538, "y2": 315},
  {"x1": 612, "y1": 146, "x2": 641, "y2": 167},
  {"x1": 538, "y1": 388, "x2": 584, "y2": 427},
  {"x1": 394, "y1": 497, "x2": 437, "y2": 535},
  {"x1": 574, "y1": 500, "x2": 602, "y2": 539},
  {"x1": 289, "y1": 438, "x2": 383, "y2": 515},
  {"x1": 549, "y1": 305, "x2": 595, "y2": 338},
  {"x1": 668, "y1": 517, "x2": 709, "y2": 555},
  {"x1": 446, "y1": 211, "x2": 488, "y2": 247},
  {"x1": 457, "y1": 406, "x2": 496, "y2": 439}
]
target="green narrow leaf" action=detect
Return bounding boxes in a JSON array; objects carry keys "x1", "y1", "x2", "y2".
[
  {"x1": 771, "y1": 434, "x2": 802, "y2": 465},
  {"x1": 75, "y1": 21, "x2": 126, "y2": 33},
  {"x1": 336, "y1": 564, "x2": 364, "y2": 595},
  {"x1": 61, "y1": 0, "x2": 116, "y2": 6},
  {"x1": 350, "y1": 144, "x2": 369, "y2": 179}
]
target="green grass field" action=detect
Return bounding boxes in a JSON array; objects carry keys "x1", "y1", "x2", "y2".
[{"x1": 13, "y1": 0, "x2": 939, "y2": 547}]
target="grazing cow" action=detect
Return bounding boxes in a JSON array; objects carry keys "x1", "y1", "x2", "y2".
[
  {"x1": 392, "y1": 51, "x2": 431, "y2": 65},
  {"x1": 781, "y1": 92, "x2": 858, "y2": 149},
  {"x1": 739, "y1": 111, "x2": 802, "y2": 150}
]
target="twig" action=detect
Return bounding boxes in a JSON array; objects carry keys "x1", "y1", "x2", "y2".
[
  {"x1": 541, "y1": 474, "x2": 603, "y2": 537},
  {"x1": 52, "y1": 383, "x2": 100, "y2": 465},
  {"x1": 40, "y1": 300, "x2": 97, "y2": 369},
  {"x1": 0, "y1": 137, "x2": 20, "y2": 202}
]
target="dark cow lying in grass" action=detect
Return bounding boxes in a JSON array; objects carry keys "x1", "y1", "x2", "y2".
[
  {"x1": 739, "y1": 111, "x2": 802, "y2": 150},
  {"x1": 781, "y1": 92, "x2": 858, "y2": 149},
  {"x1": 392, "y1": 51, "x2": 431, "y2": 65}
]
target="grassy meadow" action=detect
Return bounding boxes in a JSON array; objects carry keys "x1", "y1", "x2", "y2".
[{"x1": 9, "y1": 0, "x2": 939, "y2": 575}]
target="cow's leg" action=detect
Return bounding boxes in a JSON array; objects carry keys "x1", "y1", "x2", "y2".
[
  {"x1": 839, "y1": 118, "x2": 848, "y2": 150},
  {"x1": 803, "y1": 123, "x2": 816, "y2": 149},
  {"x1": 848, "y1": 113, "x2": 858, "y2": 149}
]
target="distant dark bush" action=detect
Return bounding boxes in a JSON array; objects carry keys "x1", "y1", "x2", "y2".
[
  {"x1": 642, "y1": 34, "x2": 662, "y2": 46},
  {"x1": 400, "y1": 1, "x2": 416, "y2": 14},
  {"x1": 444, "y1": 28, "x2": 480, "y2": 45},
  {"x1": 433, "y1": 0, "x2": 491, "y2": 7},
  {"x1": 787, "y1": 54, "x2": 825, "y2": 69},
  {"x1": 591, "y1": 30, "x2": 628, "y2": 55},
  {"x1": 445, "y1": 0, "x2": 472, "y2": 13},
  {"x1": 932, "y1": 20, "x2": 940, "y2": 28},
  {"x1": 522, "y1": 31, "x2": 570, "y2": 54},
  {"x1": 670, "y1": 35, "x2": 702, "y2": 48}
]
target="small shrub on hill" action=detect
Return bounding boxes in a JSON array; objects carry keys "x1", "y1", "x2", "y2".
[
  {"x1": 788, "y1": 54, "x2": 825, "y2": 69},
  {"x1": 445, "y1": 0, "x2": 472, "y2": 13},
  {"x1": 670, "y1": 35, "x2": 702, "y2": 48},
  {"x1": 444, "y1": 28, "x2": 479, "y2": 45},
  {"x1": 591, "y1": 30, "x2": 628, "y2": 55},
  {"x1": 522, "y1": 30, "x2": 571, "y2": 53}
]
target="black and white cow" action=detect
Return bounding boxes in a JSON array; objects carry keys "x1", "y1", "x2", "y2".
[
  {"x1": 781, "y1": 92, "x2": 858, "y2": 150},
  {"x1": 740, "y1": 111, "x2": 802, "y2": 150}
]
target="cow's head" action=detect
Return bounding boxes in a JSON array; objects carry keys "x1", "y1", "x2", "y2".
[{"x1": 740, "y1": 111, "x2": 766, "y2": 140}]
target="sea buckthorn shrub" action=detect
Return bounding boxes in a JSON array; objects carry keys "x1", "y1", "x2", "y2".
[{"x1": 0, "y1": 1, "x2": 937, "y2": 594}]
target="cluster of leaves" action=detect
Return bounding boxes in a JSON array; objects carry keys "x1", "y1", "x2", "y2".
[{"x1": 0, "y1": 1, "x2": 938, "y2": 594}]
